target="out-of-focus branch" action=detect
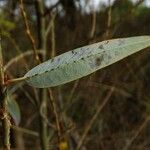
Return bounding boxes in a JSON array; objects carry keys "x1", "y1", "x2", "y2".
[
  {"x1": 11, "y1": 125, "x2": 39, "y2": 137},
  {"x1": 19, "y1": 0, "x2": 40, "y2": 64},
  {"x1": 4, "y1": 50, "x2": 44, "y2": 72},
  {"x1": 76, "y1": 87, "x2": 114, "y2": 150},
  {"x1": 0, "y1": 38, "x2": 11, "y2": 150},
  {"x1": 105, "y1": 0, "x2": 112, "y2": 39},
  {"x1": 123, "y1": 115, "x2": 150, "y2": 150},
  {"x1": 134, "y1": 0, "x2": 145, "y2": 8},
  {"x1": 45, "y1": 13, "x2": 56, "y2": 58},
  {"x1": 44, "y1": 1, "x2": 60, "y2": 16},
  {"x1": 50, "y1": 13, "x2": 56, "y2": 58},
  {"x1": 48, "y1": 89, "x2": 61, "y2": 142},
  {"x1": 89, "y1": 11, "x2": 96, "y2": 41}
]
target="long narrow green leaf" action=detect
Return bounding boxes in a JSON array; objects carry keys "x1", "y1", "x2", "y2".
[
  {"x1": 25, "y1": 36, "x2": 150, "y2": 88},
  {"x1": 7, "y1": 96, "x2": 21, "y2": 125}
]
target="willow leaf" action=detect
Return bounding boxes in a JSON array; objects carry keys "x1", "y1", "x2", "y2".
[
  {"x1": 25, "y1": 36, "x2": 150, "y2": 88},
  {"x1": 7, "y1": 96, "x2": 21, "y2": 125}
]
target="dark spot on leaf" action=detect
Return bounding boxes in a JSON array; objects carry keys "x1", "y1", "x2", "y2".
[
  {"x1": 105, "y1": 41, "x2": 109, "y2": 44},
  {"x1": 72, "y1": 50, "x2": 77, "y2": 55},
  {"x1": 95, "y1": 58, "x2": 101, "y2": 66},
  {"x1": 98, "y1": 45, "x2": 104, "y2": 49},
  {"x1": 81, "y1": 57, "x2": 84, "y2": 60},
  {"x1": 95, "y1": 55, "x2": 104, "y2": 66},
  {"x1": 51, "y1": 58, "x2": 54, "y2": 62},
  {"x1": 45, "y1": 70, "x2": 49, "y2": 73}
]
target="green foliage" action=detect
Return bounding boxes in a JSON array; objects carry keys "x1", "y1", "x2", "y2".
[
  {"x1": 0, "y1": 15, "x2": 15, "y2": 30},
  {"x1": 25, "y1": 36, "x2": 150, "y2": 88},
  {"x1": 134, "y1": 6, "x2": 150, "y2": 17},
  {"x1": 0, "y1": 14, "x2": 15, "y2": 38},
  {"x1": 7, "y1": 95, "x2": 21, "y2": 125},
  {"x1": 112, "y1": 0, "x2": 133, "y2": 22}
]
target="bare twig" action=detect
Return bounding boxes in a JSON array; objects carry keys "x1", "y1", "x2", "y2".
[
  {"x1": 76, "y1": 87, "x2": 114, "y2": 150},
  {"x1": 68, "y1": 80, "x2": 79, "y2": 103},
  {"x1": 39, "y1": 104, "x2": 57, "y2": 129},
  {"x1": 123, "y1": 116, "x2": 150, "y2": 150},
  {"x1": 50, "y1": 13, "x2": 56, "y2": 58},
  {"x1": 4, "y1": 50, "x2": 44, "y2": 72},
  {"x1": 89, "y1": 11, "x2": 96, "y2": 41},
  {"x1": 63, "y1": 80, "x2": 79, "y2": 113},
  {"x1": 11, "y1": 125, "x2": 39, "y2": 137},
  {"x1": 45, "y1": 13, "x2": 56, "y2": 37},
  {"x1": 0, "y1": 38, "x2": 11, "y2": 150},
  {"x1": 134, "y1": 0, "x2": 145, "y2": 8},
  {"x1": 48, "y1": 89, "x2": 61, "y2": 142},
  {"x1": 44, "y1": 1, "x2": 60, "y2": 16},
  {"x1": 105, "y1": 0, "x2": 112, "y2": 39},
  {"x1": 19, "y1": 0, "x2": 40, "y2": 64},
  {"x1": 45, "y1": 13, "x2": 56, "y2": 58}
]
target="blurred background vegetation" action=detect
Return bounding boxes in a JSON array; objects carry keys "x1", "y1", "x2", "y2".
[{"x1": 0, "y1": 0, "x2": 150, "y2": 150}]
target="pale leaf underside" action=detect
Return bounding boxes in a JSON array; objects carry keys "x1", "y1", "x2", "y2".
[{"x1": 25, "y1": 36, "x2": 150, "y2": 88}]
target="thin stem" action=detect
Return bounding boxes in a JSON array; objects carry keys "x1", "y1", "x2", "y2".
[
  {"x1": 19, "y1": 0, "x2": 40, "y2": 64},
  {"x1": 50, "y1": 14, "x2": 56, "y2": 58},
  {"x1": 11, "y1": 125, "x2": 39, "y2": 137},
  {"x1": 4, "y1": 50, "x2": 44, "y2": 72},
  {"x1": 63, "y1": 80, "x2": 79, "y2": 113},
  {"x1": 39, "y1": 89, "x2": 49, "y2": 150},
  {"x1": 45, "y1": 13, "x2": 56, "y2": 38},
  {"x1": 5, "y1": 76, "x2": 27, "y2": 85},
  {"x1": 123, "y1": 116, "x2": 150, "y2": 150},
  {"x1": 0, "y1": 38, "x2": 11, "y2": 150},
  {"x1": 105, "y1": 0, "x2": 112, "y2": 39},
  {"x1": 48, "y1": 89, "x2": 61, "y2": 142},
  {"x1": 35, "y1": 1, "x2": 49, "y2": 150},
  {"x1": 45, "y1": 12, "x2": 56, "y2": 59},
  {"x1": 76, "y1": 87, "x2": 114, "y2": 150},
  {"x1": 89, "y1": 11, "x2": 96, "y2": 40}
]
